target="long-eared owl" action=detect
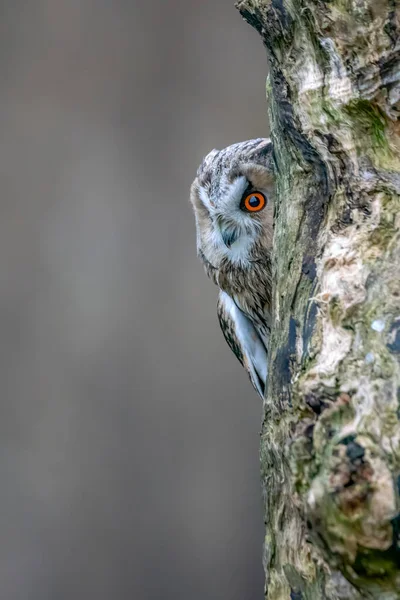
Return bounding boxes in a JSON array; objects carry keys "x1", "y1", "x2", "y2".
[{"x1": 190, "y1": 139, "x2": 275, "y2": 398}]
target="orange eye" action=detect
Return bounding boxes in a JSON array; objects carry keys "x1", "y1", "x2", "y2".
[{"x1": 241, "y1": 191, "x2": 266, "y2": 213}]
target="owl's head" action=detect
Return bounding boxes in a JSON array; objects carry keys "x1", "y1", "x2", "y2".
[{"x1": 190, "y1": 139, "x2": 275, "y2": 270}]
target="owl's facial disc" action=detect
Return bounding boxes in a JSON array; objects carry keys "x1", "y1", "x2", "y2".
[
  {"x1": 214, "y1": 186, "x2": 267, "y2": 250},
  {"x1": 190, "y1": 138, "x2": 274, "y2": 270},
  {"x1": 199, "y1": 175, "x2": 267, "y2": 262}
]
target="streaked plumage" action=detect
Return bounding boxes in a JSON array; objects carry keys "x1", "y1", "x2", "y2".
[{"x1": 190, "y1": 139, "x2": 275, "y2": 398}]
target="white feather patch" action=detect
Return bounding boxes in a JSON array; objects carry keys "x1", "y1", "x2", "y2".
[
  {"x1": 219, "y1": 291, "x2": 268, "y2": 397},
  {"x1": 220, "y1": 176, "x2": 248, "y2": 210}
]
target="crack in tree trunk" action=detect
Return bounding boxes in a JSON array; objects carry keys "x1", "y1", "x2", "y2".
[{"x1": 235, "y1": 0, "x2": 400, "y2": 598}]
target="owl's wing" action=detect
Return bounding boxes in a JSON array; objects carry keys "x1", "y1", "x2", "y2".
[{"x1": 217, "y1": 291, "x2": 268, "y2": 399}]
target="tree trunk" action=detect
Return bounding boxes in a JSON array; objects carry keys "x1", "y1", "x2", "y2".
[{"x1": 235, "y1": 0, "x2": 400, "y2": 598}]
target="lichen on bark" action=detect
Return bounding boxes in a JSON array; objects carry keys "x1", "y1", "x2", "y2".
[{"x1": 235, "y1": 0, "x2": 400, "y2": 598}]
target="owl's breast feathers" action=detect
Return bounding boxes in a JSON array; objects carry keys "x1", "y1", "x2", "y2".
[{"x1": 217, "y1": 252, "x2": 272, "y2": 328}]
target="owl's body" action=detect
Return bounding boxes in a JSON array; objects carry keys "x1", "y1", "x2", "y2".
[{"x1": 190, "y1": 139, "x2": 275, "y2": 398}]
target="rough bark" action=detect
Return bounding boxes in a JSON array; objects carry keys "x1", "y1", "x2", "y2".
[{"x1": 235, "y1": 0, "x2": 400, "y2": 598}]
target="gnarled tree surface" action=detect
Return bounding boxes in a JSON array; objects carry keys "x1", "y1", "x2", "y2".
[{"x1": 235, "y1": 0, "x2": 400, "y2": 598}]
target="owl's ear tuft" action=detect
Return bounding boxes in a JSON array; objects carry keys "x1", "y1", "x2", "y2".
[{"x1": 248, "y1": 139, "x2": 273, "y2": 166}]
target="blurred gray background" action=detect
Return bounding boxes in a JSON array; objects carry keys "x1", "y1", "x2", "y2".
[{"x1": 0, "y1": 2, "x2": 269, "y2": 599}]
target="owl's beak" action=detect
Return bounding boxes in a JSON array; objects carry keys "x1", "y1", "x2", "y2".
[
  {"x1": 221, "y1": 228, "x2": 238, "y2": 248},
  {"x1": 218, "y1": 221, "x2": 239, "y2": 248}
]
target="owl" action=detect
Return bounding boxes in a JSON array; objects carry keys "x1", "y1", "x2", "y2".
[{"x1": 190, "y1": 139, "x2": 275, "y2": 399}]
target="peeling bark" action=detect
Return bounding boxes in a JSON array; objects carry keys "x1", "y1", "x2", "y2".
[{"x1": 235, "y1": 0, "x2": 400, "y2": 598}]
